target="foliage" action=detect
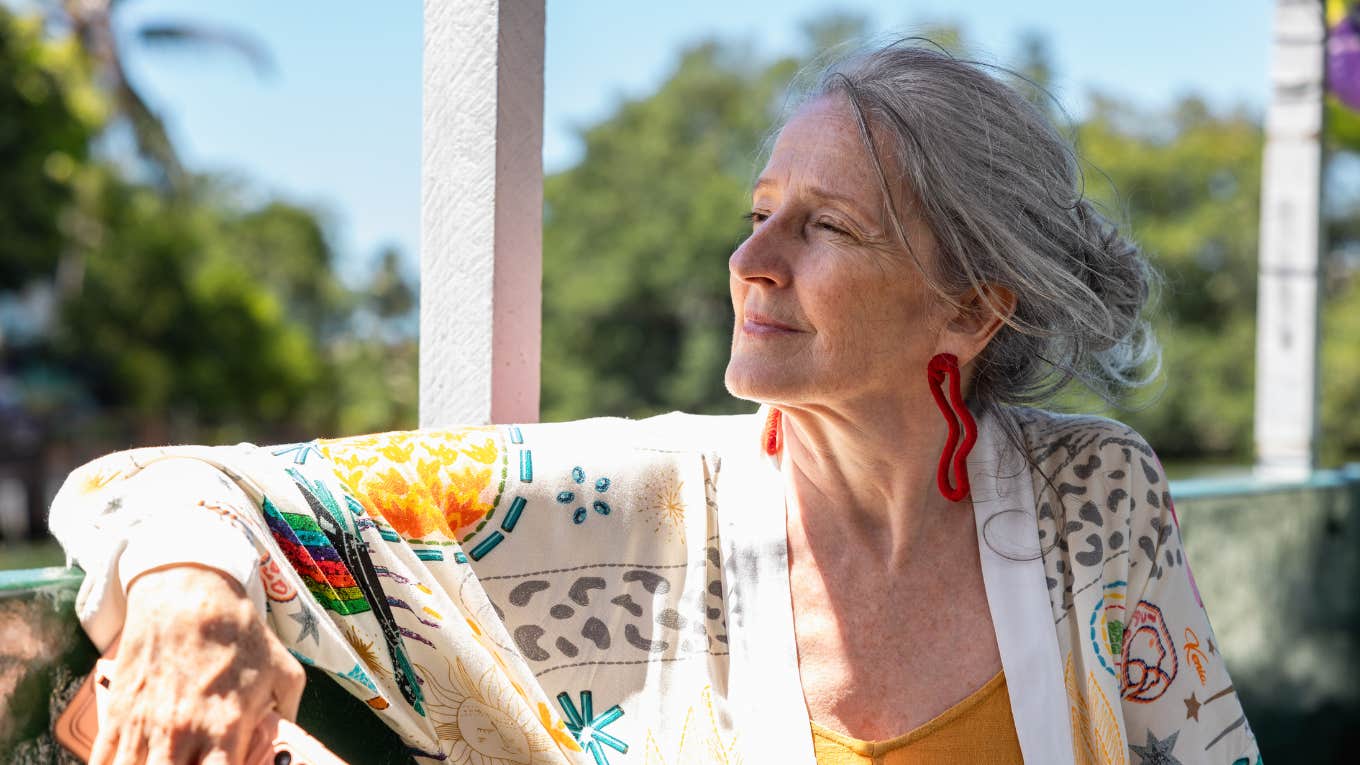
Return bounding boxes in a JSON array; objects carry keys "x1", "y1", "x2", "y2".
[
  {"x1": 541, "y1": 20, "x2": 1360, "y2": 465},
  {"x1": 53, "y1": 171, "x2": 324, "y2": 431},
  {"x1": 1320, "y1": 275, "x2": 1360, "y2": 461},
  {"x1": 6, "y1": 4, "x2": 1359, "y2": 465},
  {"x1": 1069, "y1": 96, "x2": 1265, "y2": 458},
  {"x1": 0, "y1": 8, "x2": 101, "y2": 287},
  {"x1": 59, "y1": 0, "x2": 275, "y2": 195},
  {"x1": 0, "y1": 7, "x2": 417, "y2": 446},
  {"x1": 540, "y1": 42, "x2": 801, "y2": 420}
]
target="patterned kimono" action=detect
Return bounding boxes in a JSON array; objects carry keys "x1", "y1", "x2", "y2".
[{"x1": 49, "y1": 406, "x2": 1261, "y2": 764}]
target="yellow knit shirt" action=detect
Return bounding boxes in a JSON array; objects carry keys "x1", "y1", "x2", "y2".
[{"x1": 810, "y1": 672, "x2": 1022, "y2": 765}]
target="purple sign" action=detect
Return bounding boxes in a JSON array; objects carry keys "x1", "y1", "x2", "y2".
[{"x1": 1331, "y1": 12, "x2": 1360, "y2": 109}]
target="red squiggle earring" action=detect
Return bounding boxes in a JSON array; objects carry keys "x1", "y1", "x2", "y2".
[
  {"x1": 762, "y1": 407, "x2": 783, "y2": 456},
  {"x1": 927, "y1": 353, "x2": 977, "y2": 502}
]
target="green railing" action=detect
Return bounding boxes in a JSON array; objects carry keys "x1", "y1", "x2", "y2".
[
  {"x1": 0, "y1": 568, "x2": 405, "y2": 764},
  {"x1": 1172, "y1": 466, "x2": 1360, "y2": 764},
  {"x1": 2, "y1": 467, "x2": 1358, "y2": 763}
]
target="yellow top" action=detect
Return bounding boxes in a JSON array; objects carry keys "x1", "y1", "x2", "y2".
[{"x1": 809, "y1": 672, "x2": 1023, "y2": 765}]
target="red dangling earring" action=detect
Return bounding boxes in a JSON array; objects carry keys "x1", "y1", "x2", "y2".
[
  {"x1": 762, "y1": 407, "x2": 783, "y2": 456},
  {"x1": 927, "y1": 353, "x2": 977, "y2": 502}
]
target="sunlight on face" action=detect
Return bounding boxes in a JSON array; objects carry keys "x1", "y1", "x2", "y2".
[{"x1": 724, "y1": 96, "x2": 952, "y2": 410}]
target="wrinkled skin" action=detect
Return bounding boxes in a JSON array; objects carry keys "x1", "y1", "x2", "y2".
[{"x1": 90, "y1": 565, "x2": 305, "y2": 765}]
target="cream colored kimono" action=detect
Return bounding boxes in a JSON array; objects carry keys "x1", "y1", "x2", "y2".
[{"x1": 49, "y1": 406, "x2": 1260, "y2": 764}]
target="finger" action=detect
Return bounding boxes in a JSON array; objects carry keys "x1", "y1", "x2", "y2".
[
  {"x1": 112, "y1": 726, "x2": 149, "y2": 765},
  {"x1": 183, "y1": 697, "x2": 246, "y2": 765},
  {"x1": 88, "y1": 725, "x2": 118, "y2": 765},
  {"x1": 158, "y1": 731, "x2": 206, "y2": 765},
  {"x1": 272, "y1": 649, "x2": 307, "y2": 722},
  {"x1": 222, "y1": 710, "x2": 253, "y2": 765},
  {"x1": 144, "y1": 741, "x2": 176, "y2": 765}
]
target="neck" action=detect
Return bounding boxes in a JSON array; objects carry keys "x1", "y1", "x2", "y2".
[{"x1": 779, "y1": 395, "x2": 967, "y2": 569}]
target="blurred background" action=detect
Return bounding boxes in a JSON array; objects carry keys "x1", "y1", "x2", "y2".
[{"x1": 1, "y1": 0, "x2": 1359, "y2": 758}]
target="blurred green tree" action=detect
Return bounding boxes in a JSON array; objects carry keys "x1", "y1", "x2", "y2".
[
  {"x1": 6, "y1": 4, "x2": 1356, "y2": 466},
  {"x1": 58, "y1": 0, "x2": 274, "y2": 195},
  {"x1": 1073, "y1": 95, "x2": 1265, "y2": 459},
  {"x1": 539, "y1": 21, "x2": 1360, "y2": 468},
  {"x1": 52, "y1": 172, "x2": 327, "y2": 438},
  {"x1": 0, "y1": 7, "x2": 417, "y2": 450},
  {"x1": 1321, "y1": 0, "x2": 1360, "y2": 462},
  {"x1": 0, "y1": 9, "x2": 101, "y2": 289},
  {"x1": 540, "y1": 41, "x2": 801, "y2": 420}
]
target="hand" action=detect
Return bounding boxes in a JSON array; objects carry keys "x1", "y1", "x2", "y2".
[{"x1": 90, "y1": 565, "x2": 307, "y2": 765}]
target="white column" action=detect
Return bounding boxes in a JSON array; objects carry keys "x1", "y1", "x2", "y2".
[
  {"x1": 421, "y1": 0, "x2": 544, "y2": 428},
  {"x1": 1254, "y1": 0, "x2": 1326, "y2": 478}
]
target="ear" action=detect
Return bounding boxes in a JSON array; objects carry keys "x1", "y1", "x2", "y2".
[{"x1": 940, "y1": 284, "x2": 1017, "y2": 365}]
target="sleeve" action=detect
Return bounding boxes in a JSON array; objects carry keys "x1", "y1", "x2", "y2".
[
  {"x1": 49, "y1": 428, "x2": 592, "y2": 761},
  {"x1": 48, "y1": 449, "x2": 269, "y2": 651},
  {"x1": 46, "y1": 428, "x2": 515, "y2": 646},
  {"x1": 1119, "y1": 446, "x2": 1262, "y2": 764}
]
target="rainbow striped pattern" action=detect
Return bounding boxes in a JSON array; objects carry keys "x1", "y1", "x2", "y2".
[{"x1": 262, "y1": 495, "x2": 371, "y2": 615}]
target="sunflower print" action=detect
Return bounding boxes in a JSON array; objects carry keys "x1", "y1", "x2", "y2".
[{"x1": 319, "y1": 429, "x2": 505, "y2": 541}]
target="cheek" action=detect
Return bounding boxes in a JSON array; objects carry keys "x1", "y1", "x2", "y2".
[
  {"x1": 805, "y1": 264, "x2": 914, "y2": 329},
  {"x1": 808, "y1": 275, "x2": 941, "y2": 356}
]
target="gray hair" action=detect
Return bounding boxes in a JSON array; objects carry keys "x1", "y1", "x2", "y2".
[{"x1": 785, "y1": 42, "x2": 1161, "y2": 425}]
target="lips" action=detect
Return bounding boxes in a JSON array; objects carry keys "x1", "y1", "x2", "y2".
[{"x1": 743, "y1": 310, "x2": 803, "y2": 334}]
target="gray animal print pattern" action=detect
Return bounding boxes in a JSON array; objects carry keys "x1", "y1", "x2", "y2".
[
  {"x1": 477, "y1": 543, "x2": 730, "y2": 679},
  {"x1": 1015, "y1": 409, "x2": 1182, "y2": 622}
]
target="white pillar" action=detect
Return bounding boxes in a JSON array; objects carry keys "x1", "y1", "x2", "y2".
[
  {"x1": 1254, "y1": 0, "x2": 1326, "y2": 478},
  {"x1": 421, "y1": 0, "x2": 544, "y2": 428}
]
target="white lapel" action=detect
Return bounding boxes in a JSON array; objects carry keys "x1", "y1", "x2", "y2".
[
  {"x1": 968, "y1": 410, "x2": 1076, "y2": 764},
  {"x1": 715, "y1": 409, "x2": 817, "y2": 764}
]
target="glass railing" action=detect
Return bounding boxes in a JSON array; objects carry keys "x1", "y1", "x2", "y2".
[
  {"x1": 1169, "y1": 464, "x2": 1360, "y2": 763},
  {"x1": 1171, "y1": 463, "x2": 1360, "y2": 500}
]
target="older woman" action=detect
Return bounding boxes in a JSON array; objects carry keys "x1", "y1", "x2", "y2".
[{"x1": 52, "y1": 45, "x2": 1259, "y2": 765}]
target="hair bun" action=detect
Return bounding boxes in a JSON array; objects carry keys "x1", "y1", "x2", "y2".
[{"x1": 1072, "y1": 199, "x2": 1154, "y2": 356}]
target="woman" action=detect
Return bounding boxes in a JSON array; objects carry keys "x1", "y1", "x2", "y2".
[{"x1": 51, "y1": 44, "x2": 1260, "y2": 764}]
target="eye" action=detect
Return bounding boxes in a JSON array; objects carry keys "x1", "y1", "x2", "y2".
[
  {"x1": 814, "y1": 218, "x2": 851, "y2": 236},
  {"x1": 743, "y1": 211, "x2": 769, "y2": 227}
]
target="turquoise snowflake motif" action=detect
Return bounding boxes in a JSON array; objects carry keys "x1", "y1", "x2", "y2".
[
  {"x1": 556, "y1": 466, "x2": 612, "y2": 525},
  {"x1": 271, "y1": 441, "x2": 323, "y2": 465},
  {"x1": 557, "y1": 691, "x2": 627, "y2": 765}
]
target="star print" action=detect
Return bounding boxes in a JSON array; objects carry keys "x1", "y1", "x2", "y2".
[
  {"x1": 1130, "y1": 729, "x2": 1182, "y2": 765},
  {"x1": 1184, "y1": 693, "x2": 1201, "y2": 721},
  {"x1": 289, "y1": 608, "x2": 320, "y2": 644}
]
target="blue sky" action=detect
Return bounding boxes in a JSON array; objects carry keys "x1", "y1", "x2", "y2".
[{"x1": 106, "y1": 1, "x2": 1273, "y2": 279}]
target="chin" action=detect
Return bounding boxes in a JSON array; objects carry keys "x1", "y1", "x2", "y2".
[{"x1": 724, "y1": 355, "x2": 807, "y2": 406}]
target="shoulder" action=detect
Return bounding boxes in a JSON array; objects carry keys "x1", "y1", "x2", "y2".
[
  {"x1": 1009, "y1": 406, "x2": 1168, "y2": 501},
  {"x1": 1006, "y1": 408, "x2": 1164, "y2": 484},
  {"x1": 1011, "y1": 402, "x2": 1169, "y2": 503},
  {"x1": 1009, "y1": 408, "x2": 1174, "y2": 601}
]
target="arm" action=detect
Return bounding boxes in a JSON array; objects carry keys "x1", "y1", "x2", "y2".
[
  {"x1": 50, "y1": 455, "x2": 268, "y2": 650},
  {"x1": 49, "y1": 428, "x2": 587, "y2": 764},
  {"x1": 50, "y1": 452, "x2": 303, "y2": 765},
  {"x1": 1119, "y1": 451, "x2": 1261, "y2": 764}
]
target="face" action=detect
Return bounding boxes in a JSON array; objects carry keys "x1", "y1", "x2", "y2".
[{"x1": 724, "y1": 96, "x2": 956, "y2": 410}]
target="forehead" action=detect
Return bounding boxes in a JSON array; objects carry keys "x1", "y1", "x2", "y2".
[{"x1": 758, "y1": 96, "x2": 887, "y2": 207}]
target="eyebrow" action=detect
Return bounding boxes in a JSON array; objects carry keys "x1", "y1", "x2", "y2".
[{"x1": 752, "y1": 178, "x2": 880, "y2": 226}]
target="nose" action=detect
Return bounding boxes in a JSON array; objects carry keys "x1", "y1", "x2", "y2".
[{"x1": 729, "y1": 219, "x2": 792, "y2": 288}]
